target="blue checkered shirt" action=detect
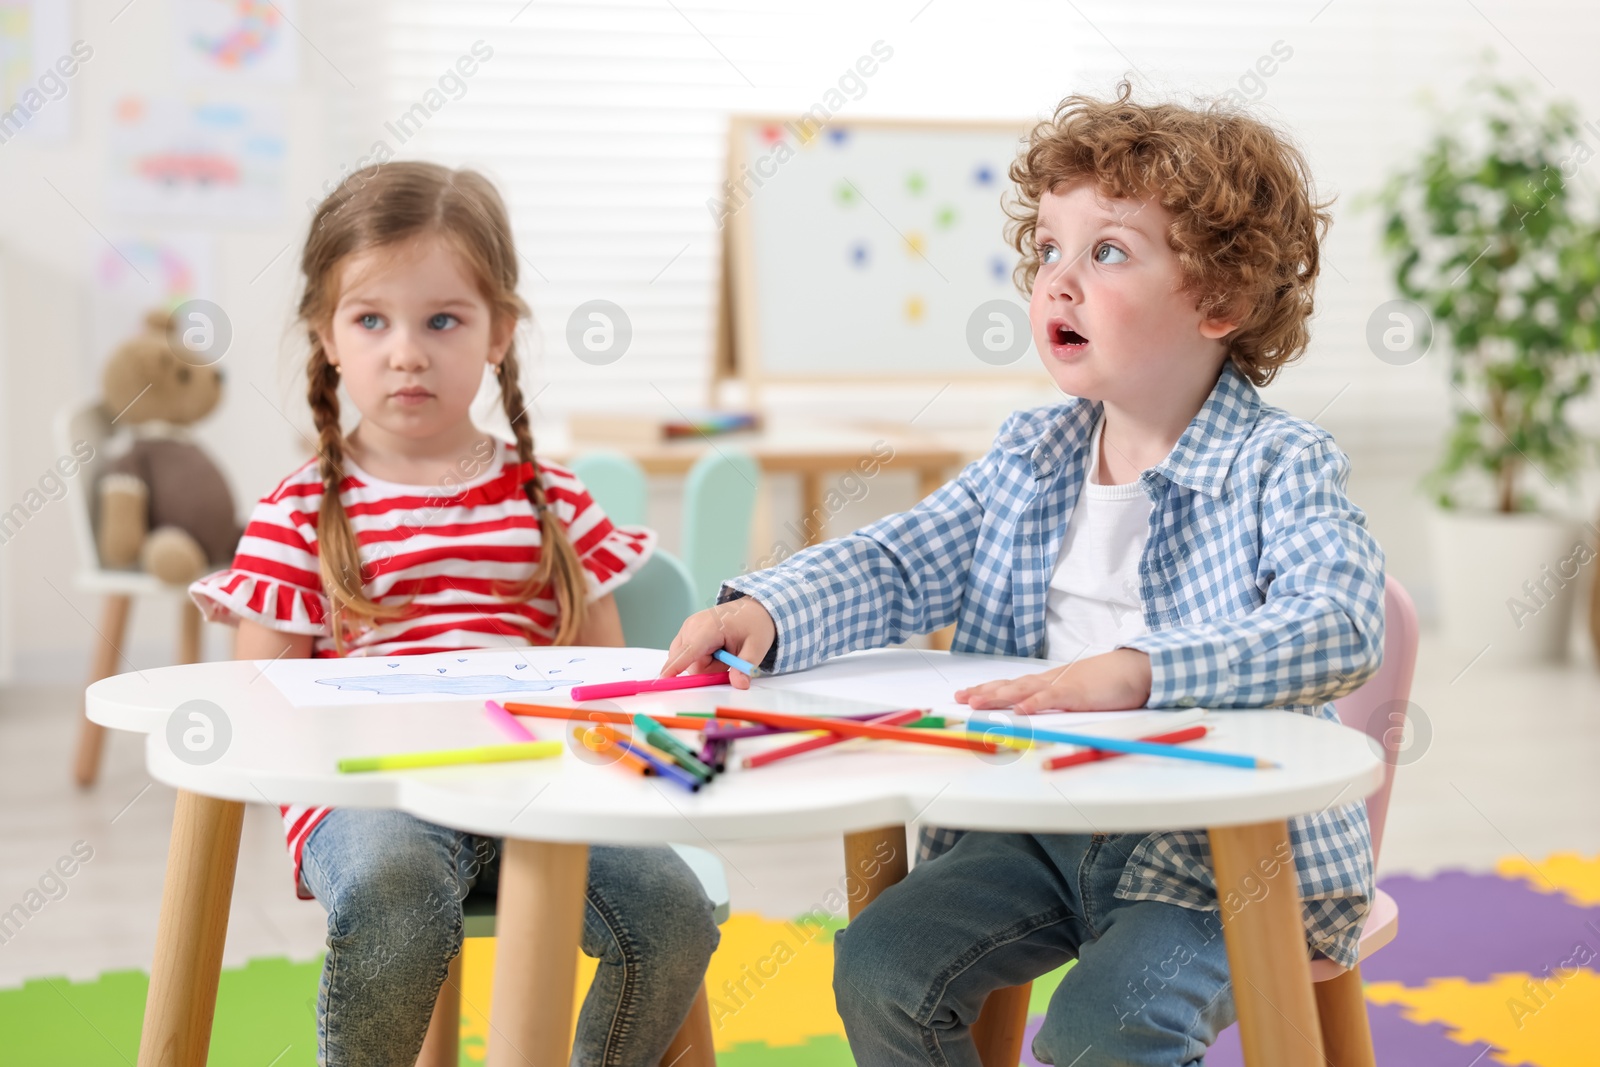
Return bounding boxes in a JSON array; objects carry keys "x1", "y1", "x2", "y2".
[{"x1": 723, "y1": 361, "x2": 1385, "y2": 968}]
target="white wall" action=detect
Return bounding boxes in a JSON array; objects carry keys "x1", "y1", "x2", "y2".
[{"x1": 3, "y1": 0, "x2": 1599, "y2": 682}]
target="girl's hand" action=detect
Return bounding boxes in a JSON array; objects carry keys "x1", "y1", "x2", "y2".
[
  {"x1": 659, "y1": 598, "x2": 776, "y2": 690},
  {"x1": 955, "y1": 649, "x2": 1153, "y2": 714}
]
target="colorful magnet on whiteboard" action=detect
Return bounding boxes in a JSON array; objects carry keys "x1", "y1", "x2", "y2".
[
  {"x1": 760, "y1": 124, "x2": 784, "y2": 144},
  {"x1": 936, "y1": 205, "x2": 958, "y2": 229},
  {"x1": 905, "y1": 296, "x2": 925, "y2": 322},
  {"x1": 906, "y1": 171, "x2": 926, "y2": 194},
  {"x1": 849, "y1": 242, "x2": 870, "y2": 267},
  {"x1": 974, "y1": 163, "x2": 995, "y2": 185},
  {"x1": 836, "y1": 182, "x2": 857, "y2": 206},
  {"x1": 990, "y1": 255, "x2": 1009, "y2": 282},
  {"x1": 827, "y1": 126, "x2": 849, "y2": 145},
  {"x1": 903, "y1": 232, "x2": 927, "y2": 258}
]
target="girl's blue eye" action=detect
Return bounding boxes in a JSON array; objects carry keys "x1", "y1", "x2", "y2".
[
  {"x1": 1095, "y1": 242, "x2": 1128, "y2": 265},
  {"x1": 1038, "y1": 243, "x2": 1060, "y2": 265},
  {"x1": 428, "y1": 313, "x2": 459, "y2": 330},
  {"x1": 358, "y1": 313, "x2": 384, "y2": 330}
]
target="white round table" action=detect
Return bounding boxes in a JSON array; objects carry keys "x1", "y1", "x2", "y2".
[{"x1": 89, "y1": 647, "x2": 1383, "y2": 1067}]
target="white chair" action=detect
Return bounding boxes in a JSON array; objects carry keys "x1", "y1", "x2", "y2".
[{"x1": 57, "y1": 401, "x2": 206, "y2": 787}]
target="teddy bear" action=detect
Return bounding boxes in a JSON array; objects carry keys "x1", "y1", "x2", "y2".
[{"x1": 96, "y1": 309, "x2": 240, "y2": 585}]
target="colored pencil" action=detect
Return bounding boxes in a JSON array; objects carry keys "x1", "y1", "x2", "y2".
[
  {"x1": 504, "y1": 703, "x2": 725, "y2": 732},
  {"x1": 573, "y1": 727, "x2": 652, "y2": 776},
  {"x1": 714, "y1": 707, "x2": 1000, "y2": 754},
  {"x1": 701, "y1": 708, "x2": 928, "y2": 741},
  {"x1": 338, "y1": 740, "x2": 562, "y2": 774},
  {"x1": 484, "y1": 699, "x2": 538, "y2": 742},
  {"x1": 921, "y1": 728, "x2": 1034, "y2": 750},
  {"x1": 713, "y1": 648, "x2": 761, "y2": 677},
  {"x1": 633, "y1": 713, "x2": 716, "y2": 781},
  {"x1": 966, "y1": 720, "x2": 1275, "y2": 770},
  {"x1": 742, "y1": 709, "x2": 922, "y2": 769},
  {"x1": 1043, "y1": 724, "x2": 1210, "y2": 771},
  {"x1": 569, "y1": 671, "x2": 731, "y2": 702},
  {"x1": 589, "y1": 725, "x2": 702, "y2": 792}
]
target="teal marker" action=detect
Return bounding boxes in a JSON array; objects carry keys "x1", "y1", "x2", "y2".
[
  {"x1": 713, "y1": 648, "x2": 760, "y2": 677},
  {"x1": 632, "y1": 713, "x2": 716, "y2": 782}
]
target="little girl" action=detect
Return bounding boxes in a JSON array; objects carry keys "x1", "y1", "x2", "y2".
[{"x1": 189, "y1": 161, "x2": 719, "y2": 1067}]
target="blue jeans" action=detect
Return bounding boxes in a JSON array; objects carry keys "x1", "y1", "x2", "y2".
[
  {"x1": 833, "y1": 830, "x2": 1236, "y2": 1067},
  {"x1": 300, "y1": 808, "x2": 721, "y2": 1067}
]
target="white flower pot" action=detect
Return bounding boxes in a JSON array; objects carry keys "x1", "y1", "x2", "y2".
[{"x1": 1430, "y1": 507, "x2": 1587, "y2": 665}]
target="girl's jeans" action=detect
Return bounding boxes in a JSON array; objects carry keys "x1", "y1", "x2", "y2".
[
  {"x1": 300, "y1": 807, "x2": 721, "y2": 1067},
  {"x1": 833, "y1": 830, "x2": 1237, "y2": 1067}
]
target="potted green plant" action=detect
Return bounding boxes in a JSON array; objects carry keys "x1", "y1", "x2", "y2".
[{"x1": 1368, "y1": 56, "x2": 1600, "y2": 665}]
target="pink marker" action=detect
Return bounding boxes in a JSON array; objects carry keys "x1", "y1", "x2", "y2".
[
  {"x1": 484, "y1": 699, "x2": 538, "y2": 742},
  {"x1": 569, "y1": 671, "x2": 731, "y2": 702}
]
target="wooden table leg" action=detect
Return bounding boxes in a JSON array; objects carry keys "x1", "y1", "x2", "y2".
[
  {"x1": 487, "y1": 839, "x2": 589, "y2": 1067},
  {"x1": 800, "y1": 473, "x2": 825, "y2": 547},
  {"x1": 418, "y1": 952, "x2": 464, "y2": 1067},
  {"x1": 177, "y1": 600, "x2": 202, "y2": 665},
  {"x1": 74, "y1": 594, "x2": 133, "y2": 787},
  {"x1": 842, "y1": 824, "x2": 1029, "y2": 1067},
  {"x1": 1208, "y1": 820, "x2": 1325, "y2": 1067},
  {"x1": 137, "y1": 790, "x2": 245, "y2": 1067},
  {"x1": 843, "y1": 825, "x2": 909, "y2": 919}
]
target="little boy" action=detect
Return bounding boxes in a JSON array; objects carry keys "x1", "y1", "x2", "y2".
[{"x1": 661, "y1": 81, "x2": 1385, "y2": 1066}]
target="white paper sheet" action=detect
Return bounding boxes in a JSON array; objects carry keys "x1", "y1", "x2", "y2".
[
  {"x1": 747, "y1": 648, "x2": 1201, "y2": 729},
  {"x1": 260, "y1": 646, "x2": 1208, "y2": 746},
  {"x1": 260, "y1": 647, "x2": 669, "y2": 708}
]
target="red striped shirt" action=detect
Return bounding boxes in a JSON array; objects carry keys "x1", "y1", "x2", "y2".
[{"x1": 189, "y1": 442, "x2": 655, "y2": 898}]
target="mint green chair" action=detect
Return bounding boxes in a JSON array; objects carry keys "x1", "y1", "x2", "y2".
[
  {"x1": 612, "y1": 547, "x2": 698, "y2": 650},
  {"x1": 569, "y1": 451, "x2": 648, "y2": 528},
  {"x1": 681, "y1": 450, "x2": 760, "y2": 610}
]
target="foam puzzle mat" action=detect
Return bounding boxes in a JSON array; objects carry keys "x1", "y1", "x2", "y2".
[{"x1": 3, "y1": 852, "x2": 1595, "y2": 1065}]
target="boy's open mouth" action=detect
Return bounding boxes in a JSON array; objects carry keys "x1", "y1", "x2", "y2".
[{"x1": 1050, "y1": 321, "x2": 1089, "y2": 347}]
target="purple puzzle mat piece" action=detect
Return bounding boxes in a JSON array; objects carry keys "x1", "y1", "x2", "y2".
[
  {"x1": 1365, "y1": 869, "x2": 1600, "y2": 985},
  {"x1": 1020, "y1": 1002, "x2": 1504, "y2": 1067},
  {"x1": 1202, "y1": 1002, "x2": 1504, "y2": 1066}
]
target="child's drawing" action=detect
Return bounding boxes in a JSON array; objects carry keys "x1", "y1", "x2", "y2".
[{"x1": 314, "y1": 674, "x2": 584, "y2": 697}]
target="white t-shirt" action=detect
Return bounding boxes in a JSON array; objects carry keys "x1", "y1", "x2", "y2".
[{"x1": 1044, "y1": 412, "x2": 1154, "y2": 662}]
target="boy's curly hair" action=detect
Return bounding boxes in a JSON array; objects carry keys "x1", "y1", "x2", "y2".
[{"x1": 1006, "y1": 79, "x2": 1332, "y2": 387}]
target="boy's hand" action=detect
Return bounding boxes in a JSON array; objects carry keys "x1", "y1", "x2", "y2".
[
  {"x1": 955, "y1": 649, "x2": 1153, "y2": 714},
  {"x1": 659, "y1": 598, "x2": 776, "y2": 690}
]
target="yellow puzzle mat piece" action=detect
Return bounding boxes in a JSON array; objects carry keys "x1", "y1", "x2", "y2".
[
  {"x1": 1496, "y1": 852, "x2": 1600, "y2": 908},
  {"x1": 455, "y1": 913, "x2": 848, "y2": 1058},
  {"x1": 1366, "y1": 971, "x2": 1600, "y2": 1067}
]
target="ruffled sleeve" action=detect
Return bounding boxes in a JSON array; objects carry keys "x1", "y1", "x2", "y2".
[
  {"x1": 537, "y1": 461, "x2": 657, "y2": 601},
  {"x1": 188, "y1": 497, "x2": 332, "y2": 635}
]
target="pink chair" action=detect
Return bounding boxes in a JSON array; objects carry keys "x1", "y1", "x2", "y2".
[
  {"x1": 968, "y1": 576, "x2": 1421, "y2": 1067},
  {"x1": 1302, "y1": 574, "x2": 1420, "y2": 1066}
]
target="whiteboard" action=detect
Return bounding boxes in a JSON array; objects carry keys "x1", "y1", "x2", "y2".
[{"x1": 727, "y1": 117, "x2": 1046, "y2": 384}]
